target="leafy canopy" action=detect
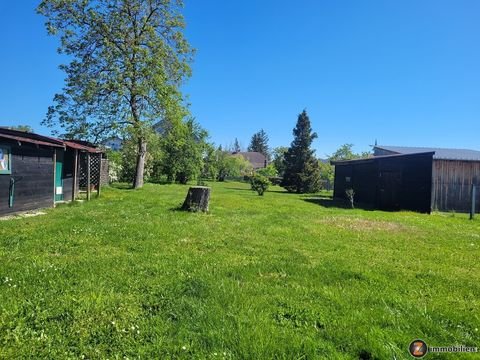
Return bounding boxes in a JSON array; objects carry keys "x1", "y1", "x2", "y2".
[
  {"x1": 247, "y1": 129, "x2": 270, "y2": 159},
  {"x1": 37, "y1": 0, "x2": 194, "y2": 142}
]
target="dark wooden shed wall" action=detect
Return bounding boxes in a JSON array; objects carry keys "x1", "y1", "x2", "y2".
[
  {"x1": 432, "y1": 160, "x2": 480, "y2": 212},
  {"x1": 0, "y1": 141, "x2": 54, "y2": 215},
  {"x1": 333, "y1": 154, "x2": 433, "y2": 213}
]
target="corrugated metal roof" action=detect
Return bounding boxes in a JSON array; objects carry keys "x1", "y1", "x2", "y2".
[
  {"x1": 375, "y1": 145, "x2": 480, "y2": 161},
  {"x1": 331, "y1": 151, "x2": 435, "y2": 165}
]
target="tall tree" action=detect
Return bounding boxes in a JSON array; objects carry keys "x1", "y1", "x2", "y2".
[
  {"x1": 38, "y1": 0, "x2": 194, "y2": 188},
  {"x1": 281, "y1": 110, "x2": 321, "y2": 193},
  {"x1": 247, "y1": 129, "x2": 269, "y2": 159},
  {"x1": 233, "y1": 138, "x2": 241, "y2": 153}
]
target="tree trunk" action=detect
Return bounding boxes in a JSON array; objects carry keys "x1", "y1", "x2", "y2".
[
  {"x1": 133, "y1": 136, "x2": 147, "y2": 189},
  {"x1": 181, "y1": 186, "x2": 211, "y2": 212}
]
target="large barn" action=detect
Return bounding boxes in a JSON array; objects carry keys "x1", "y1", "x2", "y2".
[
  {"x1": 332, "y1": 145, "x2": 480, "y2": 213},
  {"x1": 0, "y1": 128, "x2": 105, "y2": 216}
]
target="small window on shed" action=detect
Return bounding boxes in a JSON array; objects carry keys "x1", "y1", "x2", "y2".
[
  {"x1": 0, "y1": 146, "x2": 11, "y2": 175},
  {"x1": 345, "y1": 176, "x2": 351, "y2": 182}
]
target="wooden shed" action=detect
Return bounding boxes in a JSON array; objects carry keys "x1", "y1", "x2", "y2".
[
  {"x1": 331, "y1": 145, "x2": 480, "y2": 213},
  {"x1": 332, "y1": 152, "x2": 434, "y2": 213},
  {"x1": 0, "y1": 128, "x2": 104, "y2": 216},
  {"x1": 374, "y1": 146, "x2": 480, "y2": 212}
]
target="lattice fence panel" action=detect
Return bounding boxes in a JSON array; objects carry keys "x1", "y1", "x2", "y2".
[{"x1": 79, "y1": 153, "x2": 102, "y2": 188}]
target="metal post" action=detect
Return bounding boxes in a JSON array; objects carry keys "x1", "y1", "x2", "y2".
[
  {"x1": 470, "y1": 184, "x2": 476, "y2": 220},
  {"x1": 87, "y1": 152, "x2": 91, "y2": 201},
  {"x1": 53, "y1": 149, "x2": 56, "y2": 205}
]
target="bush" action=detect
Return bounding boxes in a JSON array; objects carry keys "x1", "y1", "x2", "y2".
[
  {"x1": 256, "y1": 164, "x2": 278, "y2": 177},
  {"x1": 250, "y1": 175, "x2": 270, "y2": 196}
]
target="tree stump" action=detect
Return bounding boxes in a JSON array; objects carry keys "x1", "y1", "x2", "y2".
[{"x1": 181, "y1": 186, "x2": 211, "y2": 212}]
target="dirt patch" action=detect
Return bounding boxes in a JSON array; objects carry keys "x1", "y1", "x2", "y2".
[
  {"x1": 318, "y1": 216, "x2": 408, "y2": 232},
  {"x1": 0, "y1": 211, "x2": 46, "y2": 221}
]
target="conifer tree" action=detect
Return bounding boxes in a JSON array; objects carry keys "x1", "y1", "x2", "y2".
[
  {"x1": 233, "y1": 138, "x2": 241, "y2": 153},
  {"x1": 281, "y1": 110, "x2": 321, "y2": 193},
  {"x1": 247, "y1": 129, "x2": 269, "y2": 159}
]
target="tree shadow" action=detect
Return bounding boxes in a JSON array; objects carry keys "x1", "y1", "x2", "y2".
[
  {"x1": 303, "y1": 196, "x2": 375, "y2": 210},
  {"x1": 110, "y1": 183, "x2": 135, "y2": 190},
  {"x1": 224, "y1": 187, "x2": 290, "y2": 194}
]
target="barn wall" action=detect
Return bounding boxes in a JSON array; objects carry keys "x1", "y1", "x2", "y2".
[
  {"x1": 383, "y1": 154, "x2": 432, "y2": 213},
  {"x1": 0, "y1": 141, "x2": 55, "y2": 215},
  {"x1": 333, "y1": 153, "x2": 433, "y2": 212},
  {"x1": 333, "y1": 160, "x2": 377, "y2": 207},
  {"x1": 432, "y1": 160, "x2": 480, "y2": 212}
]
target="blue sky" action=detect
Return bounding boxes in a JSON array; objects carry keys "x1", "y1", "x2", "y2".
[{"x1": 1, "y1": 1, "x2": 479, "y2": 157}]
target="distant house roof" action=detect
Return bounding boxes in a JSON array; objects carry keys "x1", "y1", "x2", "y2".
[
  {"x1": 374, "y1": 145, "x2": 480, "y2": 161},
  {"x1": 233, "y1": 151, "x2": 267, "y2": 169}
]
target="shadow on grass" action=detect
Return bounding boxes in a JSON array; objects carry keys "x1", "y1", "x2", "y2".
[
  {"x1": 110, "y1": 183, "x2": 135, "y2": 190},
  {"x1": 303, "y1": 196, "x2": 375, "y2": 210},
  {"x1": 224, "y1": 187, "x2": 289, "y2": 194}
]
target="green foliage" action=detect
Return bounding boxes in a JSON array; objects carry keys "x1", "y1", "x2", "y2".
[
  {"x1": 318, "y1": 160, "x2": 334, "y2": 188},
  {"x1": 256, "y1": 164, "x2": 278, "y2": 177},
  {"x1": 216, "y1": 151, "x2": 253, "y2": 181},
  {"x1": 120, "y1": 130, "x2": 161, "y2": 183},
  {"x1": 201, "y1": 144, "x2": 219, "y2": 181},
  {"x1": 250, "y1": 174, "x2": 270, "y2": 195},
  {"x1": 281, "y1": 110, "x2": 321, "y2": 193},
  {"x1": 329, "y1": 143, "x2": 371, "y2": 161},
  {"x1": 37, "y1": 0, "x2": 194, "y2": 186},
  {"x1": 157, "y1": 118, "x2": 209, "y2": 184},
  {"x1": 105, "y1": 149, "x2": 122, "y2": 183},
  {"x1": 247, "y1": 129, "x2": 270, "y2": 159},
  {"x1": 0, "y1": 181, "x2": 478, "y2": 358},
  {"x1": 272, "y1": 146, "x2": 288, "y2": 176}
]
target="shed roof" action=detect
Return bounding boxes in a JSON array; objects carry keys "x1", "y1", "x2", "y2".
[
  {"x1": 375, "y1": 145, "x2": 480, "y2": 161},
  {"x1": 331, "y1": 151, "x2": 435, "y2": 166},
  {"x1": 0, "y1": 128, "x2": 102, "y2": 153},
  {"x1": 0, "y1": 128, "x2": 64, "y2": 148}
]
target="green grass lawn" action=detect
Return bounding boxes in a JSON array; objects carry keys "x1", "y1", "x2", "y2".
[{"x1": 0, "y1": 182, "x2": 479, "y2": 359}]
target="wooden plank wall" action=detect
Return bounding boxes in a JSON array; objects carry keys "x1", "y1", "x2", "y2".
[
  {"x1": 333, "y1": 154, "x2": 433, "y2": 212},
  {"x1": 432, "y1": 160, "x2": 480, "y2": 212},
  {"x1": 0, "y1": 141, "x2": 54, "y2": 215}
]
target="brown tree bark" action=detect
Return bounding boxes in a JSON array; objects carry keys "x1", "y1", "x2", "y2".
[
  {"x1": 181, "y1": 186, "x2": 211, "y2": 212},
  {"x1": 133, "y1": 136, "x2": 147, "y2": 189}
]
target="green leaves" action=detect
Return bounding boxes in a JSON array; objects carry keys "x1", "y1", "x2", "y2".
[{"x1": 38, "y1": 0, "x2": 194, "y2": 186}]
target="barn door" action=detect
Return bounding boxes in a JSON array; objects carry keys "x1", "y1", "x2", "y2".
[
  {"x1": 55, "y1": 150, "x2": 64, "y2": 202},
  {"x1": 378, "y1": 171, "x2": 401, "y2": 210}
]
